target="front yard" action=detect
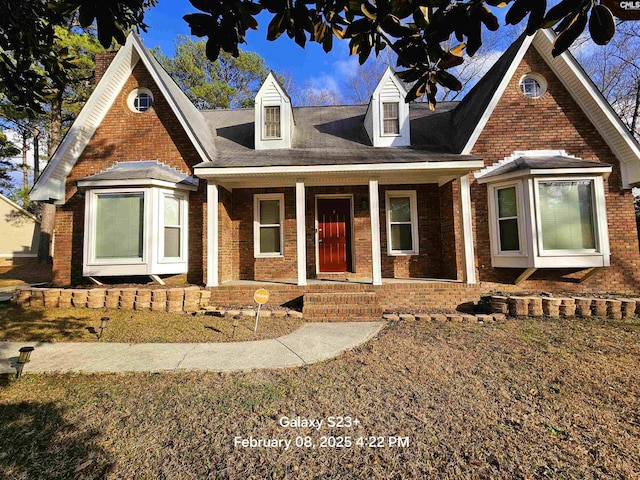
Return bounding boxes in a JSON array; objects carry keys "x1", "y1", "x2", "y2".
[
  {"x1": 1, "y1": 316, "x2": 638, "y2": 478},
  {"x1": 0, "y1": 306, "x2": 303, "y2": 343}
]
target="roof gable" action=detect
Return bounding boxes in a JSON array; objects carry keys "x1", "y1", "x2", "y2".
[
  {"x1": 0, "y1": 193, "x2": 39, "y2": 223},
  {"x1": 31, "y1": 33, "x2": 216, "y2": 204},
  {"x1": 454, "y1": 29, "x2": 640, "y2": 188}
]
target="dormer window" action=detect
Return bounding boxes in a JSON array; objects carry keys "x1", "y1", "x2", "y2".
[
  {"x1": 383, "y1": 103, "x2": 399, "y2": 135},
  {"x1": 254, "y1": 72, "x2": 293, "y2": 150},
  {"x1": 364, "y1": 67, "x2": 410, "y2": 147},
  {"x1": 264, "y1": 106, "x2": 281, "y2": 139}
]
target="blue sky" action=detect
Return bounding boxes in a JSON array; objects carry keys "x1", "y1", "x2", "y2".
[{"x1": 141, "y1": 0, "x2": 356, "y2": 92}]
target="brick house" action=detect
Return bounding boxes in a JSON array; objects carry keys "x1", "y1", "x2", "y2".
[{"x1": 31, "y1": 30, "x2": 640, "y2": 311}]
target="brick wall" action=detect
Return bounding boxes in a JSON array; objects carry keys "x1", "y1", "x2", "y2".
[
  {"x1": 223, "y1": 184, "x2": 453, "y2": 281},
  {"x1": 53, "y1": 62, "x2": 206, "y2": 286},
  {"x1": 470, "y1": 48, "x2": 640, "y2": 292}
]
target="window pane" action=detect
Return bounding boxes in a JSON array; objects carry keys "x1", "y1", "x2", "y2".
[
  {"x1": 264, "y1": 106, "x2": 280, "y2": 138},
  {"x1": 164, "y1": 227, "x2": 180, "y2": 258},
  {"x1": 391, "y1": 224, "x2": 413, "y2": 251},
  {"x1": 499, "y1": 218, "x2": 520, "y2": 251},
  {"x1": 260, "y1": 200, "x2": 280, "y2": 225},
  {"x1": 383, "y1": 102, "x2": 399, "y2": 134},
  {"x1": 260, "y1": 226, "x2": 281, "y2": 253},
  {"x1": 164, "y1": 196, "x2": 180, "y2": 226},
  {"x1": 497, "y1": 187, "x2": 518, "y2": 218},
  {"x1": 389, "y1": 197, "x2": 411, "y2": 222},
  {"x1": 539, "y1": 181, "x2": 595, "y2": 250},
  {"x1": 96, "y1": 194, "x2": 144, "y2": 259}
]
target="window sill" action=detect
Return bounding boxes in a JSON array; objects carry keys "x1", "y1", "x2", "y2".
[
  {"x1": 254, "y1": 254, "x2": 285, "y2": 259},
  {"x1": 387, "y1": 251, "x2": 419, "y2": 256}
]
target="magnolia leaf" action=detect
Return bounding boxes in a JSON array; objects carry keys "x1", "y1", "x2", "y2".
[
  {"x1": 435, "y1": 69, "x2": 462, "y2": 91},
  {"x1": 505, "y1": 0, "x2": 531, "y2": 26},
  {"x1": 267, "y1": 11, "x2": 288, "y2": 41},
  {"x1": 449, "y1": 43, "x2": 465, "y2": 57},
  {"x1": 552, "y1": 11, "x2": 587, "y2": 56},
  {"x1": 589, "y1": 4, "x2": 615, "y2": 45},
  {"x1": 184, "y1": 13, "x2": 213, "y2": 37},
  {"x1": 361, "y1": 2, "x2": 377, "y2": 20}
]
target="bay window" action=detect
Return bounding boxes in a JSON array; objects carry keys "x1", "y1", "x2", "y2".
[
  {"x1": 83, "y1": 187, "x2": 190, "y2": 276},
  {"x1": 483, "y1": 172, "x2": 610, "y2": 269}
]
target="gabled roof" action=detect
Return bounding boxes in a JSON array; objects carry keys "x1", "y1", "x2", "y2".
[
  {"x1": 77, "y1": 161, "x2": 199, "y2": 188},
  {"x1": 31, "y1": 33, "x2": 216, "y2": 204},
  {"x1": 451, "y1": 34, "x2": 531, "y2": 154},
  {"x1": 372, "y1": 66, "x2": 408, "y2": 97},
  {"x1": 452, "y1": 29, "x2": 640, "y2": 187},
  {"x1": 0, "y1": 193, "x2": 39, "y2": 223}
]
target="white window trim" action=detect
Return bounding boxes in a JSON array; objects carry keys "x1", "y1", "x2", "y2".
[
  {"x1": 126, "y1": 87, "x2": 154, "y2": 113},
  {"x1": 158, "y1": 191, "x2": 189, "y2": 264},
  {"x1": 532, "y1": 176, "x2": 604, "y2": 257},
  {"x1": 485, "y1": 174, "x2": 610, "y2": 269},
  {"x1": 385, "y1": 190, "x2": 419, "y2": 256},
  {"x1": 519, "y1": 73, "x2": 547, "y2": 99},
  {"x1": 254, "y1": 193, "x2": 285, "y2": 258},
  {"x1": 262, "y1": 104, "x2": 282, "y2": 141},
  {"x1": 488, "y1": 181, "x2": 527, "y2": 258},
  {"x1": 83, "y1": 186, "x2": 190, "y2": 277},
  {"x1": 85, "y1": 188, "x2": 149, "y2": 267},
  {"x1": 381, "y1": 102, "x2": 400, "y2": 137}
]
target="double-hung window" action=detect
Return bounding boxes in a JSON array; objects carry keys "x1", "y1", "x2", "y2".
[
  {"x1": 264, "y1": 106, "x2": 281, "y2": 139},
  {"x1": 385, "y1": 190, "x2": 419, "y2": 255},
  {"x1": 495, "y1": 185, "x2": 521, "y2": 252},
  {"x1": 382, "y1": 102, "x2": 400, "y2": 135},
  {"x1": 254, "y1": 194, "x2": 284, "y2": 257},
  {"x1": 161, "y1": 192, "x2": 187, "y2": 261}
]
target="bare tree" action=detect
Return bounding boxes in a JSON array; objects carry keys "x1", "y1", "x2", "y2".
[{"x1": 576, "y1": 21, "x2": 640, "y2": 140}]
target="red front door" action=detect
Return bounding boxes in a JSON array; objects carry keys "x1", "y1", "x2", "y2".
[{"x1": 317, "y1": 198, "x2": 352, "y2": 273}]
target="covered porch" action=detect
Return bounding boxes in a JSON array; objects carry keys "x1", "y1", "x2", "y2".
[{"x1": 196, "y1": 157, "x2": 484, "y2": 289}]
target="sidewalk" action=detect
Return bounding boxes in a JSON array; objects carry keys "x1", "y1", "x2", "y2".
[{"x1": 0, "y1": 322, "x2": 384, "y2": 374}]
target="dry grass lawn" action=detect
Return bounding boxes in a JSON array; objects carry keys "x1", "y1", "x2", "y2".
[
  {"x1": 0, "y1": 306, "x2": 303, "y2": 343},
  {"x1": 1, "y1": 317, "x2": 639, "y2": 479}
]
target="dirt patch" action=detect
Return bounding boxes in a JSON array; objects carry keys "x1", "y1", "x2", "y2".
[
  {"x1": 1, "y1": 317, "x2": 638, "y2": 478},
  {"x1": 0, "y1": 306, "x2": 303, "y2": 343}
]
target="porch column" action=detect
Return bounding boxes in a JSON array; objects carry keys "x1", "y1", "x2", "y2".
[
  {"x1": 369, "y1": 179, "x2": 382, "y2": 286},
  {"x1": 206, "y1": 181, "x2": 219, "y2": 287},
  {"x1": 296, "y1": 179, "x2": 307, "y2": 286},
  {"x1": 458, "y1": 174, "x2": 476, "y2": 284}
]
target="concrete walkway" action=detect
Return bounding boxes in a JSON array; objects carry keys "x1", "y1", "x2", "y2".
[{"x1": 0, "y1": 322, "x2": 384, "y2": 374}]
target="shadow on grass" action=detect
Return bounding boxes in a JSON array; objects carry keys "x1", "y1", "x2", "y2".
[
  {"x1": 0, "y1": 401, "x2": 114, "y2": 479},
  {"x1": 0, "y1": 305, "x2": 93, "y2": 342}
]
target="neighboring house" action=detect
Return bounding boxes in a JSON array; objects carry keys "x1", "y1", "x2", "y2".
[
  {"x1": 30, "y1": 30, "x2": 640, "y2": 310},
  {"x1": 0, "y1": 193, "x2": 41, "y2": 267}
]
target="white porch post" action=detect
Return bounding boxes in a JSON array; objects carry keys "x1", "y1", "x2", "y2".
[
  {"x1": 369, "y1": 179, "x2": 382, "y2": 285},
  {"x1": 296, "y1": 179, "x2": 307, "y2": 286},
  {"x1": 458, "y1": 174, "x2": 477, "y2": 284},
  {"x1": 206, "y1": 181, "x2": 219, "y2": 287}
]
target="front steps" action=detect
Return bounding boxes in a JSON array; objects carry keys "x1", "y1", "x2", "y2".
[{"x1": 302, "y1": 292, "x2": 383, "y2": 321}]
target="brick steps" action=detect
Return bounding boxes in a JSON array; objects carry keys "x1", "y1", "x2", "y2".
[{"x1": 302, "y1": 292, "x2": 382, "y2": 321}]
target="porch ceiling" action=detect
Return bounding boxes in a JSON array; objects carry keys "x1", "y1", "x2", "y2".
[{"x1": 195, "y1": 159, "x2": 485, "y2": 189}]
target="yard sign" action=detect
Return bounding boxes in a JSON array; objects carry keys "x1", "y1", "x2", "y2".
[{"x1": 253, "y1": 289, "x2": 269, "y2": 332}]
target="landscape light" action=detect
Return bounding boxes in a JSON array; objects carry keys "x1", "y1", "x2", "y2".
[
  {"x1": 16, "y1": 346, "x2": 34, "y2": 379},
  {"x1": 99, "y1": 317, "x2": 110, "y2": 340}
]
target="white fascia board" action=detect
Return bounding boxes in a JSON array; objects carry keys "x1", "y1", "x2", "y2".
[
  {"x1": 131, "y1": 35, "x2": 213, "y2": 163},
  {"x1": 76, "y1": 178, "x2": 199, "y2": 191},
  {"x1": 195, "y1": 160, "x2": 486, "y2": 178},
  {"x1": 461, "y1": 35, "x2": 535, "y2": 154},
  {"x1": 31, "y1": 38, "x2": 139, "y2": 203},
  {"x1": 533, "y1": 29, "x2": 640, "y2": 188}
]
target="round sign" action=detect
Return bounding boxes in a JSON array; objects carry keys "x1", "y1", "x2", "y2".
[{"x1": 254, "y1": 289, "x2": 269, "y2": 305}]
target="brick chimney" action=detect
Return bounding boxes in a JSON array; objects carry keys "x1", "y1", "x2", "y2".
[{"x1": 94, "y1": 52, "x2": 117, "y2": 85}]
